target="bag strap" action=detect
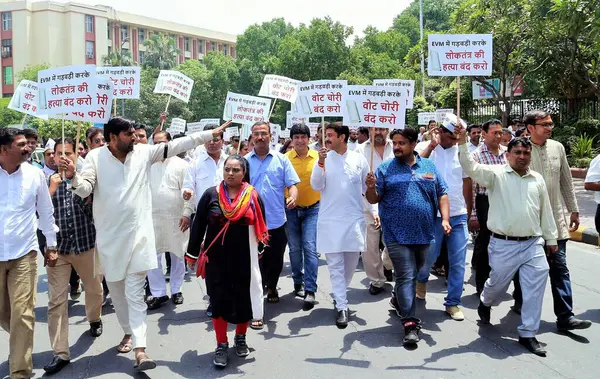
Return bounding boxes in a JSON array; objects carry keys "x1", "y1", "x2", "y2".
[{"x1": 201, "y1": 220, "x2": 231, "y2": 256}]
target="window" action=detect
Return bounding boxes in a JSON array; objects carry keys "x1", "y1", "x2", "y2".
[
  {"x1": 138, "y1": 28, "x2": 145, "y2": 43},
  {"x1": 107, "y1": 22, "x2": 111, "y2": 39},
  {"x1": 86, "y1": 41, "x2": 95, "y2": 59},
  {"x1": 85, "y1": 15, "x2": 94, "y2": 33},
  {"x1": 4, "y1": 66, "x2": 13, "y2": 85},
  {"x1": 198, "y1": 39, "x2": 204, "y2": 54},
  {"x1": 211, "y1": 41, "x2": 216, "y2": 51},
  {"x1": 223, "y1": 44, "x2": 228, "y2": 56},
  {"x1": 1, "y1": 39, "x2": 11, "y2": 58},
  {"x1": 2, "y1": 13, "x2": 11, "y2": 31},
  {"x1": 121, "y1": 25, "x2": 128, "y2": 41},
  {"x1": 139, "y1": 51, "x2": 145, "y2": 64},
  {"x1": 108, "y1": 46, "x2": 112, "y2": 55},
  {"x1": 184, "y1": 37, "x2": 190, "y2": 52}
]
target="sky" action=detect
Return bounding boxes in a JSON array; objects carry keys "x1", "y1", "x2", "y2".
[{"x1": 47, "y1": 0, "x2": 412, "y2": 37}]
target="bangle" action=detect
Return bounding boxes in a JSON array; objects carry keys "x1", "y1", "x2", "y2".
[{"x1": 318, "y1": 162, "x2": 324, "y2": 168}]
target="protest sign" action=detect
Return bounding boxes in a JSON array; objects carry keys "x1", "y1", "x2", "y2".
[
  {"x1": 295, "y1": 80, "x2": 347, "y2": 117},
  {"x1": 280, "y1": 129, "x2": 290, "y2": 139},
  {"x1": 418, "y1": 112, "x2": 437, "y2": 125},
  {"x1": 343, "y1": 85, "x2": 406, "y2": 129},
  {"x1": 169, "y1": 118, "x2": 186, "y2": 134},
  {"x1": 186, "y1": 118, "x2": 221, "y2": 134},
  {"x1": 62, "y1": 80, "x2": 114, "y2": 123},
  {"x1": 373, "y1": 79, "x2": 415, "y2": 109},
  {"x1": 224, "y1": 126, "x2": 240, "y2": 141},
  {"x1": 9, "y1": 80, "x2": 46, "y2": 118},
  {"x1": 97, "y1": 66, "x2": 141, "y2": 99},
  {"x1": 153, "y1": 70, "x2": 194, "y2": 103},
  {"x1": 428, "y1": 34, "x2": 493, "y2": 77},
  {"x1": 435, "y1": 109, "x2": 454, "y2": 123},
  {"x1": 286, "y1": 111, "x2": 308, "y2": 129},
  {"x1": 223, "y1": 92, "x2": 271, "y2": 124},
  {"x1": 37, "y1": 65, "x2": 97, "y2": 116},
  {"x1": 259, "y1": 74, "x2": 300, "y2": 103},
  {"x1": 307, "y1": 123, "x2": 320, "y2": 136},
  {"x1": 270, "y1": 123, "x2": 281, "y2": 149}
]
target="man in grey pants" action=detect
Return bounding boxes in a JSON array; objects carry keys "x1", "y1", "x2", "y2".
[{"x1": 457, "y1": 127, "x2": 558, "y2": 357}]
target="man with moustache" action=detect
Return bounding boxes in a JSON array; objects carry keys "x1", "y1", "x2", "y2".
[
  {"x1": 348, "y1": 128, "x2": 359, "y2": 151},
  {"x1": 311, "y1": 122, "x2": 369, "y2": 329},
  {"x1": 467, "y1": 124, "x2": 482, "y2": 153},
  {"x1": 134, "y1": 124, "x2": 149, "y2": 144},
  {"x1": 23, "y1": 129, "x2": 43, "y2": 168},
  {"x1": 60, "y1": 117, "x2": 229, "y2": 371},
  {"x1": 366, "y1": 128, "x2": 449, "y2": 346}
]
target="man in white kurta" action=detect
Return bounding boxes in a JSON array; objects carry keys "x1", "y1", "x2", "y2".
[
  {"x1": 64, "y1": 117, "x2": 226, "y2": 370},
  {"x1": 310, "y1": 123, "x2": 369, "y2": 329},
  {"x1": 147, "y1": 131, "x2": 193, "y2": 310}
]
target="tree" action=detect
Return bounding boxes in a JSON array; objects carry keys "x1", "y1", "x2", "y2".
[
  {"x1": 16, "y1": 64, "x2": 51, "y2": 83},
  {"x1": 392, "y1": 0, "x2": 461, "y2": 46},
  {"x1": 101, "y1": 49, "x2": 135, "y2": 67},
  {"x1": 142, "y1": 32, "x2": 182, "y2": 70},
  {"x1": 26, "y1": 117, "x2": 89, "y2": 140}
]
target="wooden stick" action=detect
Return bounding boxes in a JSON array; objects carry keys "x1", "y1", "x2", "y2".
[
  {"x1": 370, "y1": 127, "x2": 375, "y2": 171},
  {"x1": 321, "y1": 116, "x2": 325, "y2": 148},
  {"x1": 112, "y1": 97, "x2": 117, "y2": 117},
  {"x1": 73, "y1": 122, "x2": 82, "y2": 169},
  {"x1": 61, "y1": 115, "x2": 66, "y2": 181},
  {"x1": 268, "y1": 99, "x2": 277, "y2": 120},
  {"x1": 159, "y1": 95, "x2": 172, "y2": 131},
  {"x1": 20, "y1": 114, "x2": 27, "y2": 128},
  {"x1": 456, "y1": 76, "x2": 461, "y2": 125}
]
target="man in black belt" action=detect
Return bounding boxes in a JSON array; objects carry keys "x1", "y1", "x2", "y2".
[{"x1": 470, "y1": 120, "x2": 506, "y2": 294}]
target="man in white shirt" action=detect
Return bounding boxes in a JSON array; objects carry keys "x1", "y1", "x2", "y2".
[
  {"x1": 417, "y1": 126, "x2": 426, "y2": 142},
  {"x1": 61, "y1": 117, "x2": 228, "y2": 371},
  {"x1": 457, "y1": 129, "x2": 558, "y2": 357},
  {"x1": 355, "y1": 128, "x2": 394, "y2": 295},
  {"x1": 348, "y1": 128, "x2": 359, "y2": 151},
  {"x1": 467, "y1": 124, "x2": 482, "y2": 153},
  {"x1": 311, "y1": 122, "x2": 369, "y2": 329},
  {"x1": 585, "y1": 154, "x2": 600, "y2": 234},
  {"x1": 0, "y1": 128, "x2": 58, "y2": 379},
  {"x1": 146, "y1": 131, "x2": 194, "y2": 311}
]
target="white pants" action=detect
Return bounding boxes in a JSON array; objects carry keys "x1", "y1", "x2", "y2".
[
  {"x1": 147, "y1": 253, "x2": 185, "y2": 297},
  {"x1": 363, "y1": 218, "x2": 393, "y2": 288},
  {"x1": 481, "y1": 237, "x2": 549, "y2": 338},
  {"x1": 325, "y1": 252, "x2": 360, "y2": 311},
  {"x1": 106, "y1": 272, "x2": 148, "y2": 348}
]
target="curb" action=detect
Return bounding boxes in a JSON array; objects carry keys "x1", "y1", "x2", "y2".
[{"x1": 569, "y1": 226, "x2": 599, "y2": 246}]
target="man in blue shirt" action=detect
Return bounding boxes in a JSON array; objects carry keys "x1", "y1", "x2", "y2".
[
  {"x1": 245, "y1": 121, "x2": 299, "y2": 327},
  {"x1": 366, "y1": 128, "x2": 450, "y2": 347}
]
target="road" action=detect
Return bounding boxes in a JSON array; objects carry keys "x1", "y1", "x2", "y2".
[{"x1": 1, "y1": 239, "x2": 599, "y2": 379}]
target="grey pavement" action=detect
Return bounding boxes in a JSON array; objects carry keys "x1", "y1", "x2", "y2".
[
  {"x1": 574, "y1": 178, "x2": 596, "y2": 230},
  {"x1": 2, "y1": 241, "x2": 600, "y2": 379}
]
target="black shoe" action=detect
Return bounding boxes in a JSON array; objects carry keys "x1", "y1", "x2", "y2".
[
  {"x1": 70, "y1": 282, "x2": 82, "y2": 301},
  {"x1": 518, "y1": 337, "x2": 547, "y2": 357},
  {"x1": 172, "y1": 292, "x2": 184, "y2": 305},
  {"x1": 557, "y1": 317, "x2": 592, "y2": 331},
  {"x1": 146, "y1": 295, "x2": 169, "y2": 310},
  {"x1": 304, "y1": 291, "x2": 316, "y2": 306},
  {"x1": 206, "y1": 304, "x2": 213, "y2": 317},
  {"x1": 43, "y1": 356, "x2": 70, "y2": 375},
  {"x1": 336, "y1": 310, "x2": 349, "y2": 329},
  {"x1": 402, "y1": 320, "x2": 421, "y2": 346},
  {"x1": 213, "y1": 342, "x2": 229, "y2": 367},
  {"x1": 293, "y1": 284, "x2": 305, "y2": 298},
  {"x1": 478, "y1": 301, "x2": 491, "y2": 324},
  {"x1": 164, "y1": 269, "x2": 171, "y2": 282},
  {"x1": 89, "y1": 320, "x2": 103, "y2": 337},
  {"x1": 384, "y1": 269, "x2": 394, "y2": 282},
  {"x1": 234, "y1": 334, "x2": 250, "y2": 357},
  {"x1": 368, "y1": 283, "x2": 384, "y2": 295},
  {"x1": 511, "y1": 301, "x2": 522, "y2": 315},
  {"x1": 389, "y1": 296, "x2": 402, "y2": 318}
]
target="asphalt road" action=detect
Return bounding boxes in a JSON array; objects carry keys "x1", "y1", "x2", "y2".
[{"x1": 1, "y1": 239, "x2": 599, "y2": 379}]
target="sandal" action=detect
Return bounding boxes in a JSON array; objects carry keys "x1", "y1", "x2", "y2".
[
  {"x1": 267, "y1": 289, "x2": 280, "y2": 304},
  {"x1": 250, "y1": 319, "x2": 264, "y2": 330},
  {"x1": 116, "y1": 334, "x2": 133, "y2": 353},
  {"x1": 134, "y1": 352, "x2": 156, "y2": 372}
]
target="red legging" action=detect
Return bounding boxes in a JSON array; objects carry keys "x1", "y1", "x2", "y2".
[{"x1": 212, "y1": 317, "x2": 249, "y2": 344}]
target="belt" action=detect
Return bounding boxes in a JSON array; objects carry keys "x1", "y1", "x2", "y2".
[
  {"x1": 296, "y1": 201, "x2": 319, "y2": 209},
  {"x1": 492, "y1": 233, "x2": 535, "y2": 241}
]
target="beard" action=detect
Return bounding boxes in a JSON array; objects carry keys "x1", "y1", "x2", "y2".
[{"x1": 117, "y1": 140, "x2": 134, "y2": 153}]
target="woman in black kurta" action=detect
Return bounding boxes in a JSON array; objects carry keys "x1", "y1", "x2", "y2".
[{"x1": 186, "y1": 155, "x2": 267, "y2": 368}]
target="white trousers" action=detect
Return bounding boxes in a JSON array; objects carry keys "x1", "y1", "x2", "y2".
[
  {"x1": 147, "y1": 253, "x2": 185, "y2": 297},
  {"x1": 481, "y1": 237, "x2": 549, "y2": 338},
  {"x1": 106, "y1": 272, "x2": 148, "y2": 348},
  {"x1": 325, "y1": 252, "x2": 360, "y2": 311},
  {"x1": 363, "y1": 219, "x2": 393, "y2": 288}
]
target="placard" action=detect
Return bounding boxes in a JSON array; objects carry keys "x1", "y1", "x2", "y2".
[
  {"x1": 223, "y1": 126, "x2": 240, "y2": 141},
  {"x1": 286, "y1": 111, "x2": 308, "y2": 129},
  {"x1": 428, "y1": 34, "x2": 493, "y2": 76},
  {"x1": 280, "y1": 129, "x2": 290, "y2": 139},
  {"x1": 9, "y1": 80, "x2": 46, "y2": 118},
  {"x1": 418, "y1": 112, "x2": 437, "y2": 125},
  {"x1": 435, "y1": 109, "x2": 454, "y2": 123},
  {"x1": 154, "y1": 70, "x2": 194, "y2": 103},
  {"x1": 295, "y1": 80, "x2": 347, "y2": 117},
  {"x1": 169, "y1": 118, "x2": 186, "y2": 134},
  {"x1": 373, "y1": 79, "x2": 415, "y2": 109},
  {"x1": 63, "y1": 80, "x2": 114, "y2": 123},
  {"x1": 97, "y1": 66, "x2": 141, "y2": 99},
  {"x1": 186, "y1": 118, "x2": 221, "y2": 134},
  {"x1": 343, "y1": 85, "x2": 406, "y2": 129},
  {"x1": 307, "y1": 123, "x2": 320, "y2": 136},
  {"x1": 270, "y1": 123, "x2": 281, "y2": 149},
  {"x1": 223, "y1": 92, "x2": 271, "y2": 124},
  {"x1": 37, "y1": 65, "x2": 97, "y2": 116},
  {"x1": 258, "y1": 74, "x2": 300, "y2": 103}
]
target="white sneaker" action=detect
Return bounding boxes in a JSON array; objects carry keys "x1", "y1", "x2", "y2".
[{"x1": 446, "y1": 306, "x2": 465, "y2": 321}]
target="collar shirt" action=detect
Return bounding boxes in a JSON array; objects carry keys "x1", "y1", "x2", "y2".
[
  {"x1": 183, "y1": 151, "x2": 227, "y2": 210},
  {"x1": 355, "y1": 139, "x2": 394, "y2": 216},
  {"x1": 429, "y1": 144, "x2": 467, "y2": 217},
  {"x1": 52, "y1": 180, "x2": 95, "y2": 254},
  {"x1": 1, "y1": 163, "x2": 58, "y2": 261},
  {"x1": 471, "y1": 143, "x2": 507, "y2": 195},
  {"x1": 585, "y1": 154, "x2": 600, "y2": 204},
  {"x1": 285, "y1": 149, "x2": 320, "y2": 207}
]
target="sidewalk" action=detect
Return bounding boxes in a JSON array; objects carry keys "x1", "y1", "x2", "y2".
[{"x1": 570, "y1": 178, "x2": 598, "y2": 246}]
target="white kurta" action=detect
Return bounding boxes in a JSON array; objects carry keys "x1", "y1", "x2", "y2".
[
  {"x1": 150, "y1": 156, "x2": 192, "y2": 257},
  {"x1": 310, "y1": 149, "x2": 369, "y2": 254},
  {"x1": 71, "y1": 131, "x2": 213, "y2": 282}
]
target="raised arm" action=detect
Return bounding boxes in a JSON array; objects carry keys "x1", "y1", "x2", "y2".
[
  {"x1": 457, "y1": 143, "x2": 497, "y2": 190},
  {"x1": 67, "y1": 151, "x2": 96, "y2": 199}
]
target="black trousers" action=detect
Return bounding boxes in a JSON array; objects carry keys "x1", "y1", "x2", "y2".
[
  {"x1": 259, "y1": 224, "x2": 288, "y2": 290},
  {"x1": 474, "y1": 194, "x2": 491, "y2": 293},
  {"x1": 596, "y1": 205, "x2": 600, "y2": 234}
]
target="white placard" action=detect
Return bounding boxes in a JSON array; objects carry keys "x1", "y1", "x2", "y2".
[
  {"x1": 187, "y1": 118, "x2": 221, "y2": 134},
  {"x1": 97, "y1": 66, "x2": 141, "y2": 99},
  {"x1": 154, "y1": 70, "x2": 194, "y2": 103},
  {"x1": 223, "y1": 92, "x2": 271, "y2": 124},
  {"x1": 343, "y1": 85, "x2": 406, "y2": 129},
  {"x1": 63, "y1": 80, "x2": 114, "y2": 123},
  {"x1": 307, "y1": 123, "x2": 320, "y2": 136},
  {"x1": 286, "y1": 111, "x2": 308, "y2": 129},
  {"x1": 373, "y1": 79, "x2": 415, "y2": 109},
  {"x1": 435, "y1": 109, "x2": 454, "y2": 123},
  {"x1": 428, "y1": 34, "x2": 493, "y2": 77},
  {"x1": 169, "y1": 118, "x2": 186, "y2": 134},
  {"x1": 295, "y1": 80, "x2": 347, "y2": 117},
  {"x1": 258, "y1": 74, "x2": 300, "y2": 103},
  {"x1": 270, "y1": 123, "x2": 281, "y2": 149},
  {"x1": 280, "y1": 129, "x2": 290, "y2": 138},
  {"x1": 418, "y1": 112, "x2": 437, "y2": 125},
  {"x1": 224, "y1": 126, "x2": 239, "y2": 141},
  {"x1": 37, "y1": 65, "x2": 97, "y2": 116},
  {"x1": 9, "y1": 80, "x2": 46, "y2": 118}
]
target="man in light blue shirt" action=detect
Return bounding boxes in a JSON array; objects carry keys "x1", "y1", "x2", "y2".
[{"x1": 246, "y1": 121, "x2": 299, "y2": 320}]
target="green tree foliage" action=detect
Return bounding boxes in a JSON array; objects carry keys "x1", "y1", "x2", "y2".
[
  {"x1": 142, "y1": 32, "x2": 182, "y2": 70},
  {"x1": 16, "y1": 64, "x2": 51, "y2": 83},
  {"x1": 101, "y1": 49, "x2": 135, "y2": 67}
]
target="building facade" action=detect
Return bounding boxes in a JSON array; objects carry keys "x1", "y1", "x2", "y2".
[{"x1": 0, "y1": 0, "x2": 237, "y2": 97}]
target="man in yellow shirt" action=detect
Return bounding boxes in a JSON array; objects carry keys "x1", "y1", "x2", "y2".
[{"x1": 285, "y1": 124, "x2": 321, "y2": 307}]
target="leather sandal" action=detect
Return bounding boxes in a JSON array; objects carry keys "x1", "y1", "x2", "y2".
[
  {"x1": 134, "y1": 352, "x2": 156, "y2": 371},
  {"x1": 116, "y1": 335, "x2": 133, "y2": 353}
]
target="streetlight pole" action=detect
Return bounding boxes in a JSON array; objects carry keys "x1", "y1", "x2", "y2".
[
  {"x1": 120, "y1": 37, "x2": 129, "y2": 116},
  {"x1": 420, "y1": 0, "x2": 425, "y2": 98}
]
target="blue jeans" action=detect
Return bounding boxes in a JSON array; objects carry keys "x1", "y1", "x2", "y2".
[
  {"x1": 387, "y1": 242, "x2": 429, "y2": 321},
  {"x1": 417, "y1": 215, "x2": 468, "y2": 307},
  {"x1": 285, "y1": 204, "x2": 319, "y2": 292}
]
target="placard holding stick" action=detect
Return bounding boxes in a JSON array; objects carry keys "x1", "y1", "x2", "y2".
[
  {"x1": 74, "y1": 122, "x2": 82, "y2": 168},
  {"x1": 61, "y1": 115, "x2": 66, "y2": 180},
  {"x1": 370, "y1": 127, "x2": 375, "y2": 170},
  {"x1": 456, "y1": 76, "x2": 461, "y2": 126},
  {"x1": 159, "y1": 95, "x2": 172, "y2": 131},
  {"x1": 268, "y1": 99, "x2": 277, "y2": 120}
]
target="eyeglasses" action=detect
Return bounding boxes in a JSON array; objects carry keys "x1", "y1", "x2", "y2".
[
  {"x1": 252, "y1": 132, "x2": 269, "y2": 137},
  {"x1": 224, "y1": 167, "x2": 242, "y2": 174},
  {"x1": 534, "y1": 122, "x2": 554, "y2": 129},
  {"x1": 208, "y1": 137, "x2": 222, "y2": 143}
]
